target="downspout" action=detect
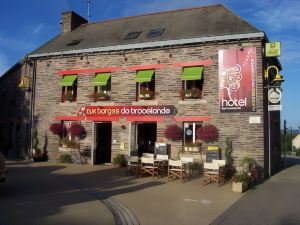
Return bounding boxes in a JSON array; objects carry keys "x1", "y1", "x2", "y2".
[{"x1": 29, "y1": 59, "x2": 37, "y2": 158}]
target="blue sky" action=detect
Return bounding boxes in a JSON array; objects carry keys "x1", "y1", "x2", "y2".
[{"x1": 0, "y1": 0, "x2": 299, "y2": 129}]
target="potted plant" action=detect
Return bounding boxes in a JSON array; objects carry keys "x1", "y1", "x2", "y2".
[
  {"x1": 184, "y1": 142, "x2": 201, "y2": 152},
  {"x1": 63, "y1": 91, "x2": 74, "y2": 102},
  {"x1": 32, "y1": 128, "x2": 46, "y2": 162},
  {"x1": 231, "y1": 171, "x2": 250, "y2": 193},
  {"x1": 224, "y1": 137, "x2": 235, "y2": 181},
  {"x1": 49, "y1": 123, "x2": 65, "y2": 146},
  {"x1": 196, "y1": 124, "x2": 219, "y2": 143},
  {"x1": 139, "y1": 87, "x2": 154, "y2": 100},
  {"x1": 113, "y1": 153, "x2": 127, "y2": 167},
  {"x1": 164, "y1": 124, "x2": 182, "y2": 141},
  {"x1": 95, "y1": 91, "x2": 110, "y2": 101},
  {"x1": 180, "y1": 87, "x2": 202, "y2": 99}
]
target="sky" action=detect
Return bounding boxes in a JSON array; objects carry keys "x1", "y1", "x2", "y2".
[{"x1": 0, "y1": 0, "x2": 299, "y2": 129}]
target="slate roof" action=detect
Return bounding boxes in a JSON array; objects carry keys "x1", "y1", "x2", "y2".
[{"x1": 30, "y1": 4, "x2": 262, "y2": 56}]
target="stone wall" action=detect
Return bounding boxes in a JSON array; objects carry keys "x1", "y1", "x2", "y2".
[
  {"x1": 33, "y1": 40, "x2": 266, "y2": 168},
  {"x1": 0, "y1": 62, "x2": 32, "y2": 158}
]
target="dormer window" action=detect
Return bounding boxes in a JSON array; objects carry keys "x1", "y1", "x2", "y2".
[
  {"x1": 124, "y1": 31, "x2": 142, "y2": 40},
  {"x1": 147, "y1": 28, "x2": 164, "y2": 38}
]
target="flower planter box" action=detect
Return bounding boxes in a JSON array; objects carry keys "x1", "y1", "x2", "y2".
[{"x1": 232, "y1": 181, "x2": 248, "y2": 193}]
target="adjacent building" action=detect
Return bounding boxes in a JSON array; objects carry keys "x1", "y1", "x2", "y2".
[{"x1": 0, "y1": 4, "x2": 283, "y2": 175}]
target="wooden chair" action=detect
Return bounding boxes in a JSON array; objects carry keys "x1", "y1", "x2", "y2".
[
  {"x1": 168, "y1": 159, "x2": 187, "y2": 182},
  {"x1": 142, "y1": 153, "x2": 154, "y2": 158},
  {"x1": 125, "y1": 156, "x2": 139, "y2": 176},
  {"x1": 140, "y1": 157, "x2": 158, "y2": 179},
  {"x1": 203, "y1": 160, "x2": 226, "y2": 186},
  {"x1": 156, "y1": 154, "x2": 169, "y2": 177},
  {"x1": 180, "y1": 156, "x2": 194, "y2": 180}
]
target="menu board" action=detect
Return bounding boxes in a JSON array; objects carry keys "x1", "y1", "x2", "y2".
[
  {"x1": 206, "y1": 146, "x2": 220, "y2": 162},
  {"x1": 155, "y1": 143, "x2": 167, "y2": 155}
]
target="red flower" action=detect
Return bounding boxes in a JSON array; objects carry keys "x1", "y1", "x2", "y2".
[
  {"x1": 196, "y1": 124, "x2": 219, "y2": 143},
  {"x1": 49, "y1": 123, "x2": 65, "y2": 138},
  {"x1": 164, "y1": 124, "x2": 182, "y2": 140},
  {"x1": 69, "y1": 123, "x2": 86, "y2": 139}
]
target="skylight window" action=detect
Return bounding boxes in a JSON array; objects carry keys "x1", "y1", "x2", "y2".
[
  {"x1": 124, "y1": 31, "x2": 142, "y2": 40},
  {"x1": 66, "y1": 39, "x2": 84, "y2": 46},
  {"x1": 147, "y1": 28, "x2": 164, "y2": 38}
]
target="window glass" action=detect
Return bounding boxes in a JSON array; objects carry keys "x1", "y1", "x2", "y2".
[
  {"x1": 137, "y1": 76, "x2": 155, "y2": 101},
  {"x1": 94, "y1": 77, "x2": 111, "y2": 102},
  {"x1": 62, "y1": 78, "x2": 77, "y2": 102},
  {"x1": 61, "y1": 121, "x2": 79, "y2": 146},
  {"x1": 182, "y1": 79, "x2": 203, "y2": 100},
  {"x1": 183, "y1": 122, "x2": 203, "y2": 145}
]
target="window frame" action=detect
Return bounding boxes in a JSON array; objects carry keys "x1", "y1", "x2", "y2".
[
  {"x1": 136, "y1": 74, "x2": 155, "y2": 101},
  {"x1": 183, "y1": 122, "x2": 203, "y2": 146},
  {"x1": 60, "y1": 121, "x2": 80, "y2": 147},
  {"x1": 61, "y1": 77, "x2": 77, "y2": 103},
  {"x1": 94, "y1": 77, "x2": 111, "y2": 102}
]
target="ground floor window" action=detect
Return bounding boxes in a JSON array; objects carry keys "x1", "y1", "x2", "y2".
[
  {"x1": 61, "y1": 121, "x2": 77, "y2": 146},
  {"x1": 183, "y1": 122, "x2": 203, "y2": 145}
]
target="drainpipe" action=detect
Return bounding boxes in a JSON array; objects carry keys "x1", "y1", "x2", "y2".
[{"x1": 29, "y1": 59, "x2": 37, "y2": 159}]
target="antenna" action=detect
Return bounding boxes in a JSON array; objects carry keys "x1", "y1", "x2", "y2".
[{"x1": 87, "y1": 0, "x2": 91, "y2": 22}]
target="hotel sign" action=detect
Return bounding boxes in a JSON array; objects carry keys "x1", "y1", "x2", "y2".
[
  {"x1": 265, "y1": 42, "x2": 281, "y2": 57},
  {"x1": 219, "y1": 47, "x2": 257, "y2": 112},
  {"x1": 78, "y1": 105, "x2": 177, "y2": 117}
]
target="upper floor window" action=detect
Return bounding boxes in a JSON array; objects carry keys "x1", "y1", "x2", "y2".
[
  {"x1": 180, "y1": 67, "x2": 204, "y2": 100},
  {"x1": 59, "y1": 75, "x2": 78, "y2": 102},
  {"x1": 135, "y1": 70, "x2": 155, "y2": 101},
  {"x1": 92, "y1": 73, "x2": 111, "y2": 102}
]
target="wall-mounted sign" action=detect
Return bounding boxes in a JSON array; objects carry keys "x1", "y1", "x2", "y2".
[
  {"x1": 78, "y1": 105, "x2": 177, "y2": 117},
  {"x1": 219, "y1": 47, "x2": 257, "y2": 112},
  {"x1": 268, "y1": 88, "x2": 282, "y2": 104},
  {"x1": 249, "y1": 116, "x2": 261, "y2": 124},
  {"x1": 266, "y1": 42, "x2": 281, "y2": 57},
  {"x1": 268, "y1": 105, "x2": 282, "y2": 111}
]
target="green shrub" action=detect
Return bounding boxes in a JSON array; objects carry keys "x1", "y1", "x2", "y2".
[
  {"x1": 113, "y1": 153, "x2": 127, "y2": 166},
  {"x1": 296, "y1": 149, "x2": 300, "y2": 157},
  {"x1": 58, "y1": 154, "x2": 73, "y2": 163}
]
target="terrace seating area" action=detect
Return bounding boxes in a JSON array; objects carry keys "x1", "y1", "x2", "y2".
[{"x1": 125, "y1": 153, "x2": 209, "y2": 183}]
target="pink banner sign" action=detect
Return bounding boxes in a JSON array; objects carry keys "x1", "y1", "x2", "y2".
[{"x1": 218, "y1": 47, "x2": 257, "y2": 112}]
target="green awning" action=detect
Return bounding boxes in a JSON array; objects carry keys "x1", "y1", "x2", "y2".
[
  {"x1": 92, "y1": 73, "x2": 111, "y2": 86},
  {"x1": 59, "y1": 75, "x2": 78, "y2": 86},
  {"x1": 134, "y1": 70, "x2": 155, "y2": 83},
  {"x1": 181, "y1": 66, "x2": 203, "y2": 80}
]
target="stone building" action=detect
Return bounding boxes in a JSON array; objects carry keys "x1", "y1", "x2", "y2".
[
  {"x1": 1, "y1": 4, "x2": 282, "y2": 175},
  {"x1": 0, "y1": 60, "x2": 33, "y2": 158}
]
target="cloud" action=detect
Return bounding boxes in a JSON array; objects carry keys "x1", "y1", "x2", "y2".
[
  {"x1": 250, "y1": 0, "x2": 300, "y2": 33},
  {"x1": 0, "y1": 51, "x2": 9, "y2": 75},
  {"x1": 33, "y1": 23, "x2": 46, "y2": 35},
  {"x1": 0, "y1": 35, "x2": 35, "y2": 52}
]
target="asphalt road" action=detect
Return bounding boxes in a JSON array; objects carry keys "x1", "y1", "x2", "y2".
[
  {"x1": 211, "y1": 156, "x2": 300, "y2": 225},
  {"x1": 0, "y1": 161, "x2": 115, "y2": 225}
]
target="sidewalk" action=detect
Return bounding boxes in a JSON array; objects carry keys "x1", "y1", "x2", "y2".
[{"x1": 211, "y1": 156, "x2": 300, "y2": 225}]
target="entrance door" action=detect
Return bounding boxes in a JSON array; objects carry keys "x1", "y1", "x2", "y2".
[
  {"x1": 137, "y1": 123, "x2": 157, "y2": 156},
  {"x1": 95, "y1": 123, "x2": 112, "y2": 164}
]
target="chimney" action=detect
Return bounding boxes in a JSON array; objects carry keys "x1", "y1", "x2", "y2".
[{"x1": 61, "y1": 11, "x2": 87, "y2": 33}]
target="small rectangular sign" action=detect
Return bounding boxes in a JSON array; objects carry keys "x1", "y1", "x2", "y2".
[
  {"x1": 268, "y1": 105, "x2": 282, "y2": 111},
  {"x1": 266, "y1": 42, "x2": 281, "y2": 57},
  {"x1": 249, "y1": 116, "x2": 261, "y2": 124}
]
